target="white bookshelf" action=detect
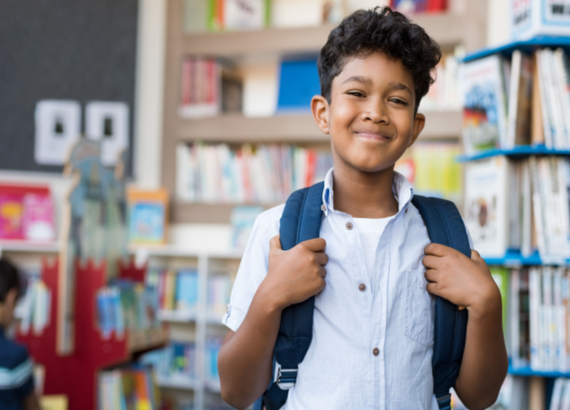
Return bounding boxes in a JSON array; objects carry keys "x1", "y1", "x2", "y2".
[{"x1": 141, "y1": 247, "x2": 243, "y2": 410}]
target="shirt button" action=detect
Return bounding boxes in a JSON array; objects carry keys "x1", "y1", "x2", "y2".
[
  {"x1": 372, "y1": 347, "x2": 380, "y2": 356},
  {"x1": 321, "y1": 204, "x2": 326, "y2": 211},
  {"x1": 405, "y1": 208, "x2": 408, "y2": 213},
  {"x1": 346, "y1": 221, "x2": 353, "y2": 230},
  {"x1": 358, "y1": 283, "x2": 366, "y2": 292}
]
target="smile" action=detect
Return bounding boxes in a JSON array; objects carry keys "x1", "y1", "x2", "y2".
[{"x1": 354, "y1": 131, "x2": 392, "y2": 142}]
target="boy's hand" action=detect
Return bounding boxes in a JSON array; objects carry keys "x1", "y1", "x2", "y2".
[
  {"x1": 422, "y1": 243, "x2": 501, "y2": 318},
  {"x1": 259, "y1": 235, "x2": 328, "y2": 310}
]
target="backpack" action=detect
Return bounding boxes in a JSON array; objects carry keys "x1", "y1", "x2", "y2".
[{"x1": 254, "y1": 181, "x2": 470, "y2": 410}]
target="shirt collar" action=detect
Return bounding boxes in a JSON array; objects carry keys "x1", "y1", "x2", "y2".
[{"x1": 321, "y1": 167, "x2": 414, "y2": 217}]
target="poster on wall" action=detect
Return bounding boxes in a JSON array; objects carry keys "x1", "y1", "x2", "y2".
[
  {"x1": 85, "y1": 101, "x2": 129, "y2": 166},
  {"x1": 34, "y1": 100, "x2": 81, "y2": 165}
]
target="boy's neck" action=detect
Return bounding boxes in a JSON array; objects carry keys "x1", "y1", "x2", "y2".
[{"x1": 332, "y1": 162, "x2": 399, "y2": 219}]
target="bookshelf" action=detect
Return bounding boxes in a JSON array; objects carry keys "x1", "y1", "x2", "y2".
[
  {"x1": 141, "y1": 247, "x2": 242, "y2": 410},
  {"x1": 161, "y1": 0, "x2": 488, "y2": 224},
  {"x1": 461, "y1": 37, "x2": 570, "y2": 409}
]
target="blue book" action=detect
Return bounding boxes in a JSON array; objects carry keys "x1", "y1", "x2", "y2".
[
  {"x1": 276, "y1": 59, "x2": 320, "y2": 112},
  {"x1": 176, "y1": 270, "x2": 198, "y2": 311}
]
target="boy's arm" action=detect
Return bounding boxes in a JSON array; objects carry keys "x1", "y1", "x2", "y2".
[
  {"x1": 218, "y1": 235, "x2": 328, "y2": 410},
  {"x1": 423, "y1": 244, "x2": 508, "y2": 410}
]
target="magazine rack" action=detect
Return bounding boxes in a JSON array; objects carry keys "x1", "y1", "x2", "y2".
[{"x1": 16, "y1": 257, "x2": 164, "y2": 410}]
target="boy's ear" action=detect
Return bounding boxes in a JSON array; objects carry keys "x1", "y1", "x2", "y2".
[
  {"x1": 311, "y1": 95, "x2": 330, "y2": 135},
  {"x1": 409, "y1": 112, "x2": 426, "y2": 147},
  {"x1": 5, "y1": 288, "x2": 18, "y2": 309}
]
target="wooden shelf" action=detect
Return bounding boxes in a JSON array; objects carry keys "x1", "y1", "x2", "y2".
[
  {"x1": 156, "y1": 376, "x2": 199, "y2": 390},
  {"x1": 181, "y1": 14, "x2": 469, "y2": 58},
  {"x1": 177, "y1": 110, "x2": 462, "y2": 143},
  {"x1": 0, "y1": 240, "x2": 60, "y2": 254}
]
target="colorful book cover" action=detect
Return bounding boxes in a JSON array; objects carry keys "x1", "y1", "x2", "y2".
[
  {"x1": 460, "y1": 54, "x2": 508, "y2": 153},
  {"x1": 22, "y1": 193, "x2": 55, "y2": 241},
  {"x1": 464, "y1": 156, "x2": 510, "y2": 257},
  {"x1": 175, "y1": 270, "x2": 198, "y2": 311},
  {"x1": 0, "y1": 194, "x2": 24, "y2": 239},
  {"x1": 127, "y1": 188, "x2": 168, "y2": 245}
]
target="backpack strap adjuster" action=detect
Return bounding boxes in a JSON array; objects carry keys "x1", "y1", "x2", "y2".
[
  {"x1": 276, "y1": 367, "x2": 297, "y2": 390},
  {"x1": 436, "y1": 394, "x2": 451, "y2": 410}
]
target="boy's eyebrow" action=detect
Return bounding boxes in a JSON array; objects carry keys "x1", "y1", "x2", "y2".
[
  {"x1": 388, "y1": 81, "x2": 413, "y2": 94},
  {"x1": 342, "y1": 76, "x2": 373, "y2": 85}
]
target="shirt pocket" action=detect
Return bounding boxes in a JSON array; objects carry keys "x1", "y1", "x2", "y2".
[{"x1": 404, "y1": 268, "x2": 435, "y2": 347}]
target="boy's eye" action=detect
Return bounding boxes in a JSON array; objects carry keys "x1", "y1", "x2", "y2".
[
  {"x1": 347, "y1": 91, "x2": 365, "y2": 98},
  {"x1": 390, "y1": 98, "x2": 409, "y2": 106}
]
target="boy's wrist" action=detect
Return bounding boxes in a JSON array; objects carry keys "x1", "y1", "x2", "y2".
[
  {"x1": 466, "y1": 284, "x2": 502, "y2": 321},
  {"x1": 255, "y1": 281, "x2": 287, "y2": 316}
]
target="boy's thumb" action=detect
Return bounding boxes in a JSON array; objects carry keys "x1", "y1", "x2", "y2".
[{"x1": 269, "y1": 235, "x2": 282, "y2": 252}]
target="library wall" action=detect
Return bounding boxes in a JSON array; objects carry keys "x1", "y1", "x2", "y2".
[{"x1": 0, "y1": 0, "x2": 139, "y2": 175}]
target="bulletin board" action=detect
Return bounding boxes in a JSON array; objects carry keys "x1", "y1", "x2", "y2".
[{"x1": 0, "y1": 0, "x2": 138, "y2": 174}]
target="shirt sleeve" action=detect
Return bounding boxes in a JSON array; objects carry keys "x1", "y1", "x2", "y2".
[
  {"x1": 4, "y1": 346, "x2": 34, "y2": 398},
  {"x1": 222, "y1": 205, "x2": 282, "y2": 332}
]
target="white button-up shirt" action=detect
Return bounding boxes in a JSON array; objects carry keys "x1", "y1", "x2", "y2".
[{"x1": 223, "y1": 168, "x2": 448, "y2": 410}]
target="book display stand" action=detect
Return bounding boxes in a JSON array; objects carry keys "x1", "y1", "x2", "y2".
[{"x1": 16, "y1": 257, "x2": 165, "y2": 410}]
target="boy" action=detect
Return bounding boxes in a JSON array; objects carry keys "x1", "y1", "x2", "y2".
[
  {"x1": 0, "y1": 259, "x2": 40, "y2": 410},
  {"x1": 219, "y1": 7, "x2": 508, "y2": 410}
]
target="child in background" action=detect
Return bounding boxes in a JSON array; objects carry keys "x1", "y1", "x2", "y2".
[
  {"x1": 0, "y1": 259, "x2": 40, "y2": 410},
  {"x1": 218, "y1": 6, "x2": 508, "y2": 410}
]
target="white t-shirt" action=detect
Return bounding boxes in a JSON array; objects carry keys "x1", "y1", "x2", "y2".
[{"x1": 352, "y1": 216, "x2": 394, "y2": 276}]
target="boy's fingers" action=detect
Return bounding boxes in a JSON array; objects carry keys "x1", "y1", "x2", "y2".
[
  {"x1": 470, "y1": 249, "x2": 482, "y2": 261},
  {"x1": 269, "y1": 235, "x2": 282, "y2": 253},
  {"x1": 424, "y1": 243, "x2": 451, "y2": 257},
  {"x1": 315, "y1": 252, "x2": 328, "y2": 266},
  {"x1": 422, "y1": 255, "x2": 440, "y2": 269},
  {"x1": 424, "y1": 268, "x2": 439, "y2": 283},
  {"x1": 426, "y1": 282, "x2": 439, "y2": 296},
  {"x1": 301, "y1": 237, "x2": 327, "y2": 252},
  {"x1": 319, "y1": 266, "x2": 327, "y2": 278}
]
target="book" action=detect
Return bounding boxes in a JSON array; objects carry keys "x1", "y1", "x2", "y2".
[
  {"x1": 464, "y1": 156, "x2": 510, "y2": 257},
  {"x1": 224, "y1": 0, "x2": 269, "y2": 30},
  {"x1": 175, "y1": 270, "x2": 199, "y2": 312},
  {"x1": 127, "y1": 188, "x2": 169, "y2": 245},
  {"x1": 276, "y1": 59, "x2": 321, "y2": 113},
  {"x1": 506, "y1": 50, "x2": 533, "y2": 148},
  {"x1": 0, "y1": 184, "x2": 54, "y2": 241},
  {"x1": 460, "y1": 54, "x2": 508, "y2": 154}
]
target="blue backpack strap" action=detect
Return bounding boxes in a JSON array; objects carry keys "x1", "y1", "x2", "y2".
[
  {"x1": 411, "y1": 195, "x2": 470, "y2": 410},
  {"x1": 257, "y1": 181, "x2": 325, "y2": 410}
]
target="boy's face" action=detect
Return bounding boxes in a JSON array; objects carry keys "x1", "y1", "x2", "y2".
[{"x1": 312, "y1": 51, "x2": 425, "y2": 174}]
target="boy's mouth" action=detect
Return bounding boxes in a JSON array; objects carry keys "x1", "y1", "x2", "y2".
[{"x1": 353, "y1": 130, "x2": 392, "y2": 142}]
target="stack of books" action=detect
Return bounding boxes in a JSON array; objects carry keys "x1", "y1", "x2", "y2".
[
  {"x1": 464, "y1": 155, "x2": 570, "y2": 260},
  {"x1": 16, "y1": 271, "x2": 51, "y2": 336},
  {"x1": 98, "y1": 366, "x2": 158, "y2": 410},
  {"x1": 503, "y1": 266, "x2": 570, "y2": 373},
  {"x1": 177, "y1": 143, "x2": 333, "y2": 204},
  {"x1": 96, "y1": 281, "x2": 160, "y2": 339},
  {"x1": 147, "y1": 268, "x2": 199, "y2": 313},
  {"x1": 461, "y1": 47, "x2": 570, "y2": 153}
]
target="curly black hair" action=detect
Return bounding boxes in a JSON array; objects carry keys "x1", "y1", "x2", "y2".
[
  {"x1": 0, "y1": 258, "x2": 21, "y2": 303},
  {"x1": 318, "y1": 6, "x2": 441, "y2": 111}
]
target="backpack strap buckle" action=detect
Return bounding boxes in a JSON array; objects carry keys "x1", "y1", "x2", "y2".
[
  {"x1": 436, "y1": 394, "x2": 451, "y2": 410},
  {"x1": 275, "y1": 366, "x2": 297, "y2": 390}
]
